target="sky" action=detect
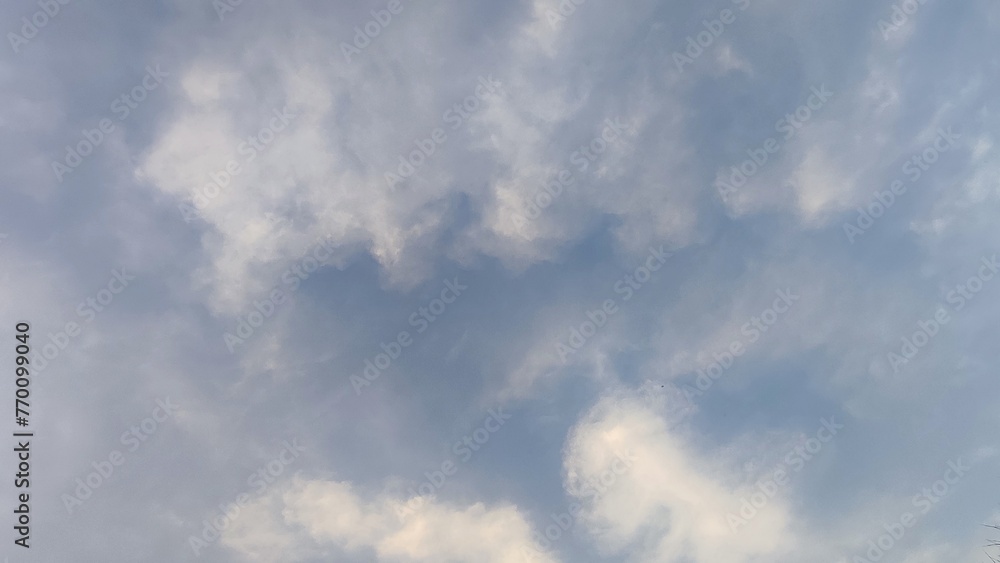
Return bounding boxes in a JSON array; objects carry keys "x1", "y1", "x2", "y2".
[{"x1": 1, "y1": 0, "x2": 999, "y2": 561}]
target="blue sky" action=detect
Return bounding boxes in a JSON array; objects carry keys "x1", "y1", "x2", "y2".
[{"x1": 2, "y1": 0, "x2": 1000, "y2": 561}]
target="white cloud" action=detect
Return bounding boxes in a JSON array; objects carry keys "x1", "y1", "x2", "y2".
[
  {"x1": 563, "y1": 391, "x2": 796, "y2": 561},
  {"x1": 221, "y1": 477, "x2": 560, "y2": 563}
]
